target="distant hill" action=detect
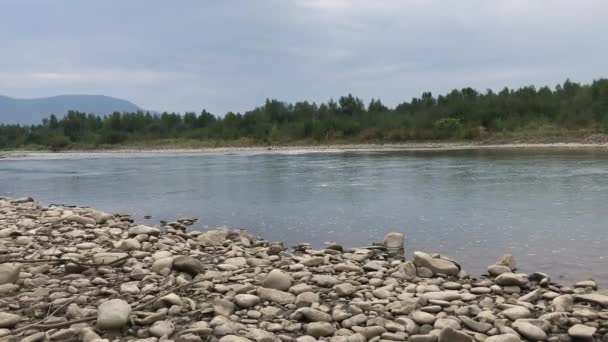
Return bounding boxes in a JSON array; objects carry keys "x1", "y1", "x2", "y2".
[{"x1": 0, "y1": 94, "x2": 142, "y2": 125}]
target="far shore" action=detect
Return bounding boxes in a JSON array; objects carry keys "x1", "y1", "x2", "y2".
[{"x1": 3, "y1": 141, "x2": 608, "y2": 159}]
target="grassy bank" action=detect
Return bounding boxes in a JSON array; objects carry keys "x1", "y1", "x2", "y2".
[{"x1": 2, "y1": 129, "x2": 607, "y2": 153}]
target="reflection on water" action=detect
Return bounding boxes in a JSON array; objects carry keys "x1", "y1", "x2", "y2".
[{"x1": 1, "y1": 149, "x2": 608, "y2": 284}]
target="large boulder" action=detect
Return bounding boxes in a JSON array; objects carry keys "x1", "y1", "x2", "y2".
[
  {"x1": 96, "y1": 299, "x2": 131, "y2": 330},
  {"x1": 413, "y1": 251, "x2": 459, "y2": 276}
]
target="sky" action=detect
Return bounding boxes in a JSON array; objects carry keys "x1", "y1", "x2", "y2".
[{"x1": 1, "y1": 0, "x2": 607, "y2": 114}]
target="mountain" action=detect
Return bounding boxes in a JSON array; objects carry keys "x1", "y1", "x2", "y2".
[{"x1": 0, "y1": 94, "x2": 142, "y2": 125}]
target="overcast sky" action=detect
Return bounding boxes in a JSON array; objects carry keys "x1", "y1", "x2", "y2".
[{"x1": 1, "y1": 0, "x2": 607, "y2": 114}]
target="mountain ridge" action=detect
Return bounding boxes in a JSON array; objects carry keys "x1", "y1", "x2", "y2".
[{"x1": 0, "y1": 94, "x2": 142, "y2": 125}]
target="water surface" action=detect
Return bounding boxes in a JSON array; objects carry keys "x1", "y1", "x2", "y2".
[{"x1": 1, "y1": 149, "x2": 607, "y2": 284}]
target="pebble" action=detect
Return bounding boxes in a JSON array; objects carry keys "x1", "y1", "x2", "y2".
[{"x1": 0, "y1": 197, "x2": 606, "y2": 342}]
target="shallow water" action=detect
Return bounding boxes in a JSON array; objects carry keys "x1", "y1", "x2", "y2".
[{"x1": 1, "y1": 149, "x2": 608, "y2": 285}]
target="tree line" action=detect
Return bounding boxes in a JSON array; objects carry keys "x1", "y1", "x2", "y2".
[{"x1": 1, "y1": 78, "x2": 608, "y2": 150}]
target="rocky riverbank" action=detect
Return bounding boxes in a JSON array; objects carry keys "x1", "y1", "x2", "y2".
[{"x1": 0, "y1": 198, "x2": 607, "y2": 342}]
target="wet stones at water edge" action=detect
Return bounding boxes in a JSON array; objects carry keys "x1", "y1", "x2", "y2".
[
  {"x1": 382, "y1": 232, "x2": 405, "y2": 257},
  {"x1": 0, "y1": 198, "x2": 607, "y2": 341}
]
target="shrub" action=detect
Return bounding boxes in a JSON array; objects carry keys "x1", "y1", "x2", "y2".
[
  {"x1": 433, "y1": 118, "x2": 463, "y2": 139},
  {"x1": 48, "y1": 134, "x2": 70, "y2": 151}
]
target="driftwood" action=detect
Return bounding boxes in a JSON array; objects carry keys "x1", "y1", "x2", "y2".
[
  {"x1": 1, "y1": 252, "x2": 132, "y2": 268},
  {"x1": 132, "y1": 278, "x2": 208, "y2": 311},
  {"x1": 1, "y1": 316, "x2": 97, "y2": 338},
  {"x1": 2, "y1": 277, "x2": 210, "y2": 338}
]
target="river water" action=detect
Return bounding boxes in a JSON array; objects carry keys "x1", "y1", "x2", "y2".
[{"x1": 1, "y1": 149, "x2": 607, "y2": 284}]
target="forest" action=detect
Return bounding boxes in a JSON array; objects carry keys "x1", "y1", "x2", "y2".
[{"x1": 1, "y1": 79, "x2": 608, "y2": 150}]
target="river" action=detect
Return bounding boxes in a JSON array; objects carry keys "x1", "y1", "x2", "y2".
[{"x1": 1, "y1": 148, "x2": 607, "y2": 284}]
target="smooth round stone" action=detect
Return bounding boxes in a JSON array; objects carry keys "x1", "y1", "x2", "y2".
[
  {"x1": 412, "y1": 311, "x2": 436, "y2": 325},
  {"x1": 96, "y1": 299, "x2": 131, "y2": 330},
  {"x1": 235, "y1": 294, "x2": 260, "y2": 308}
]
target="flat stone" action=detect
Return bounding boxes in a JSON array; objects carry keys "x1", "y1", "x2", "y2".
[
  {"x1": 305, "y1": 322, "x2": 336, "y2": 337},
  {"x1": 512, "y1": 321, "x2": 547, "y2": 341},
  {"x1": 574, "y1": 293, "x2": 608, "y2": 307},
  {"x1": 219, "y1": 335, "x2": 253, "y2": 342},
  {"x1": 294, "y1": 307, "x2": 332, "y2": 322},
  {"x1": 485, "y1": 334, "x2": 521, "y2": 342},
  {"x1": 413, "y1": 251, "x2": 459, "y2": 276},
  {"x1": 410, "y1": 334, "x2": 438, "y2": 342},
  {"x1": 257, "y1": 287, "x2": 296, "y2": 305},
  {"x1": 421, "y1": 291, "x2": 461, "y2": 301},
  {"x1": 575, "y1": 280, "x2": 597, "y2": 289},
  {"x1": 128, "y1": 225, "x2": 161, "y2": 236},
  {"x1": 438, "y1": 327, "x2": 473, "y2": 342},
  {"x1": 65, "y1": 215, "x2": 96, "y2": 226},
  {"x1": 568, "y1": 324, "x2": 596, "y2": 340},
  {"x1": 459, "y1": 316, "x2": 492, "y2": 333},
  {"x1": 495, "y1": 273, "x2": 528, "y2": 287},
  {"x1": 502, "y1": 306, "x2": 531, "y2": 320}
]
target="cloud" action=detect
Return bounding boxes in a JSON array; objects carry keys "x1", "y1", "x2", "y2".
[{"x1": 0, "y1": 0, "x2": 607, "y2": 113}]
